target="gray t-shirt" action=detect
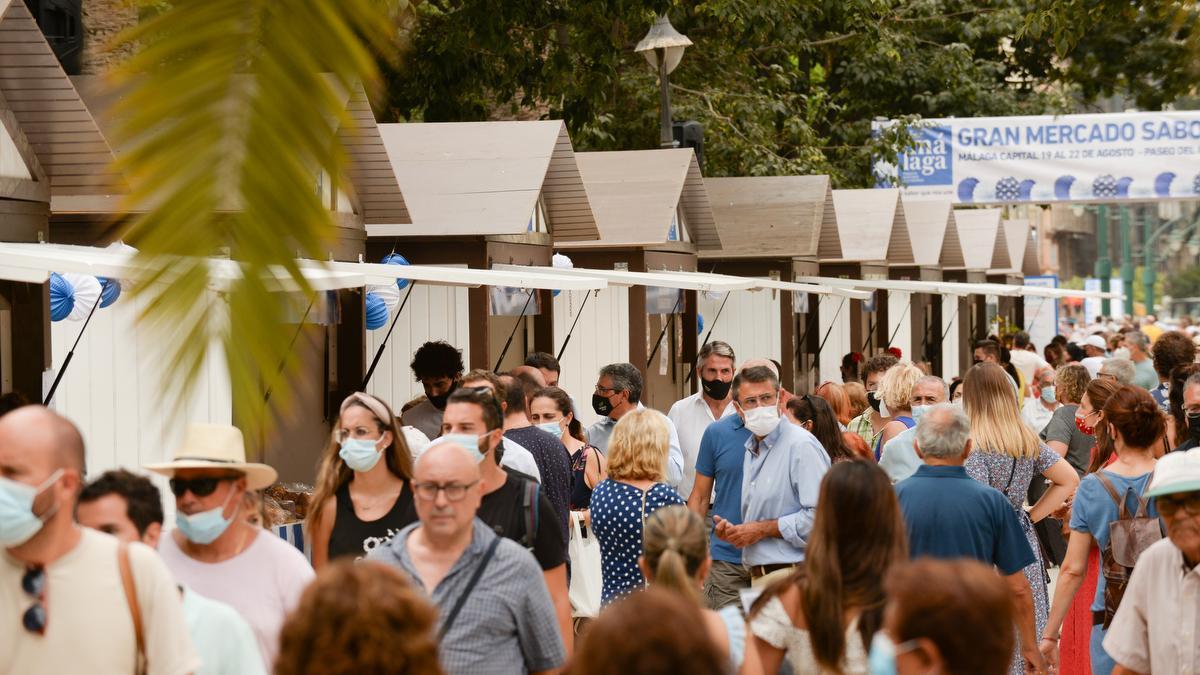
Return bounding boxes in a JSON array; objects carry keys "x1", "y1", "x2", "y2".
[
  {"x1": 1132, "y1": 358, "x2": 1159, "y2": 390},
  {"x1": 401, "y1": 398, "x2": 444, "y2": 441},
  {"x1": 1040, "y1": 404, "x2": 1093, "y2": 474},
  {"x1": 369, "y1": 519, "x2": 565, "y2": 675}
]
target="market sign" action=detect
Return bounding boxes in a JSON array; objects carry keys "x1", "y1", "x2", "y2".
[{"x1": 872, "y1": 112, "x2": 1200, "y2": 204}]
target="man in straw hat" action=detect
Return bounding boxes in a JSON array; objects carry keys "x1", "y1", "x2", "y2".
[
  {"x1": 1103, "y1": 447, "x2": 1200, "y2": 673},
  {"x1": 147, "y1": 423, "x2": 313, "y2": 670},
  {"x1": 0, "y1": 406, "x2": 198, "y2": 675}
]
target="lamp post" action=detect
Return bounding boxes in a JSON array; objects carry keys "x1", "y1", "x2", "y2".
[
  {"x1": 635, "y1": 15, "x2": 692, "y2": 149},
  {"x1": 1095, "y1": 204, "x2": 1112, "y2": 317}
]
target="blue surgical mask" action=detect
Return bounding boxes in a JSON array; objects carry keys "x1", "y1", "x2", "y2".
[
  {"x1": 436, "y1": 433, "x2": 488, "y2": 463},
  {"x1": 1040, "y1": 385, "x2": 1057, "y2": 404},
  {"x1": 175, "y1": 489, "x2": 237, "y2": 545},
  {"x1": 536, "y1": 421, "x2": 563, "y2": 437},
  {"x1": 339, "y1": 437, "x2": 384, "y2": 473},
  {"x1": 0, "y1": 469, "x2": 63, "y2": 547},
  {"x1": 867, "y1": 632, "x2": 919, "y2": 675},
  {"x1": 911, "y1": 405, "x2": 930, "y2": 423}
]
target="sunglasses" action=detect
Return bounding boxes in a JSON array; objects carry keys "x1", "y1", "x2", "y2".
[
  {"x1": 1156, "y1": 492, "x2": 1200, "y2": 518},
  {"x1": 22, "y1": 566, "x2": 46, "y2": 635},
  {"x1": 169, "y1": 476, "x2": 235, "y2": 498}
]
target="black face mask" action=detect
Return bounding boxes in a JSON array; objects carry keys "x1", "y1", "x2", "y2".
[
  {"x1": 701, "y1": 377, "x2": 732, "y2": 400},
  {"x1": 428, "y1": 382, "x2": 457, "y2": 410},
  {"x1": 592, "y1": 392, "x2": 616, "y2": 417},
  {"x1": 867, "y1": 391, "x2": 882, "y2": 413},
  {"x1": 1188, "y1": 412, "x2": 1200, "y2": 440}
]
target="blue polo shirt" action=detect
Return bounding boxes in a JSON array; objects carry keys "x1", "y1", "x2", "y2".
[
  {"x1": 694, "y1": 414, "x2": 752, "y2": 564},
  {"x1": 895, "y1": 464, "x2": 1035, "y2": 575}
]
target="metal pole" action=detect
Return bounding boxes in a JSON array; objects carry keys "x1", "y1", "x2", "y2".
[
  {"x1": 1142, "y1": 206, "x2": 1157, "y2": 315},
  {"x1": 1119, "y1": 206, "x2": 1134, "y2": 317},
  {"x1": 658, "y1": 50, "x2": 673, "y2": 148},
  {"x1": 1095, "y1": 205, "x2": 1112, "y2": 317}
]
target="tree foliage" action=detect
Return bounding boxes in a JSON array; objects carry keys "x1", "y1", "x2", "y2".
[{"x1": 381, "y1": 0, "x2": 1197, "y2": 187}]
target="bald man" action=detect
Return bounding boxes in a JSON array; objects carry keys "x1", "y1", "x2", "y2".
[
  {"x1": 370, "y1": 442, "x2": 566, "y2": 674},
  {"x1": 0, "y1": 407, "x2": 197, "y2": 674}
]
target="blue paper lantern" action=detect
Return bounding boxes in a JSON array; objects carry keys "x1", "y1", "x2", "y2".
[
  {"x1": 365, "y1": 292, "x2": 389, "y2": 330},
  {"x1": 381, "y1": 253, "x2": 411, "y2": 290},
  {"x1": 97, "y1": 277, "x2": 121, "y2": 308},
  {"x1": 697, "y1": 313, "x2": 704, "y2": 335},
  {"x1": 48, "y1": 272, "x2": 75, "y2": 322}
]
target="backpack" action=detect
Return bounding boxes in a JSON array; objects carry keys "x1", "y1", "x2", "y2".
[{"x1": 1096, "y1": 472, "x2": 1163, "y2": 629}]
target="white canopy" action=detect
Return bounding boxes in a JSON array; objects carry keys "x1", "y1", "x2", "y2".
[
  {"x1": 296, "y1": 259, "x2": 608, "y2": 291},
  {"x1": 795, "y1": 274, "x2": 1123, "y2": 301},
  {"x1": 653, "y1": 270, "x2": 874, "y2": 300},
  {"x1": 493, "y1": 264, "x2": 755, "y2": 292}
]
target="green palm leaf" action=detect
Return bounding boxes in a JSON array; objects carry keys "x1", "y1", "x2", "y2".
[{"x1": 107, "y1": 0, "x2": 402, "y2": 444}]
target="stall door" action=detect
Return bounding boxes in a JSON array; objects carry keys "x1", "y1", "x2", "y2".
[
  {"x1": 698, "y1": 289, "x2": 782, "y2": 368},
  {"x1": 553, "y1": 287, "x2": 629, "y2": 428}
]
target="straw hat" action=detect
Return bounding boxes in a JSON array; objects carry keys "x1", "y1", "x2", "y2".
[
  {"x1": 1146, "y1": 447, "x2": 1200, "y2": 499},
  {"x1": 144, "y1": 423, "x2": 277, "y2": 490}
]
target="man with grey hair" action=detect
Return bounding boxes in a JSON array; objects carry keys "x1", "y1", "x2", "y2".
[
  {"x1": 587, "y1": 362, "x2": 684, "y2": 487},
  {"x1": 370, "y1": 442, "x2": 565, "y2": 674},
  {"x1": 895, "y1": 404, "x2": 1045, "y2": 674},
  {"x1": 1175, "y1": 372, "x2": 1200, "y2": 453},
  {"x1": 1099, "y1": 357, "x2": 1136, "y2": 386},
  {"x1": 879, "y1": 375, "x2": 947, "y2": 483},
  {"x1": 1122, "y1": 330, "x2": 1159, "y2": 390},
  {"x1": 669, "y1": 341, "x2": 737, "y2": 499}
]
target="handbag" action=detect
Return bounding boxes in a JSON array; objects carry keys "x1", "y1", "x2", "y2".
[{"x1": 568, "y1": 511, "x2": 602, "y2": 618}]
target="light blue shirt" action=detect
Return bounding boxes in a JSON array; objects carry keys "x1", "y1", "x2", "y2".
[
  {"x1": 740, "y1": 420, "x2": 830, "y2": 565},
  {"x1": 879, "y1": 427, "x2": 922, "y2": 483},
  {"x1": 586, "y1": 403, "x2": 685, "y2": 489},
  {"x1": 182, "y1": 587, "x2": 266, "y2": 675}
]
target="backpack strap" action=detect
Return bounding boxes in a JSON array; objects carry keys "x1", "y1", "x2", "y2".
[
  {"x1": 117, "y1": 543, "x2": 146, "y2": 675},
  {"x1": 522, "y1": 479, "x2": 540, "y2": 549},
  {"x1": 1095, "y1": 472, "x2": 1129, "y2": 520},
  {"x1": 1131, "y1": 469, "x2": 1155, "y2": 518}
]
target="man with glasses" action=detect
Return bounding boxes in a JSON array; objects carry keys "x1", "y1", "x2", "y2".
[
  {"x1": 431, "y1": 386, "x2": 572, "y2": 653},
  {"x1": 880, "y1": 376, "x2": 949, "y2": 483},
  {"x1": 147, "y1": 423, "x2": 313, "y2": 670},
  {"x1": 1104, "y1": 447, "x2": 1200, "y2": 673},
  {"x1": 1177, "y1": 373, "x2": 1200, "y2": 453},
  {"x1": 0, "y1": 406, "x2": 197, "y2": 675},
  {"x1": 713, "y1": 366, "x2": 830, "y2": 588},
  {"x1": 586, "y1": 362, "x2": 685, "y2": 488},
  {"x1": 371, "y1": 441, "x2": 565, "y2": 674}
]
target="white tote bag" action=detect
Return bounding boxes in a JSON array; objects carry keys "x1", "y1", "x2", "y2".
[{"x1": 568, "y1": 510, "x2": 602, "y2": 618}]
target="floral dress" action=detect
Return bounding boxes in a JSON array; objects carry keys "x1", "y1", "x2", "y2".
[
  {"x1": 589, "y1": 479, "x2": 684, "y2": 604},
  {"x1": 965, "y1": 444, "x2": 1061, "y2": 675}
]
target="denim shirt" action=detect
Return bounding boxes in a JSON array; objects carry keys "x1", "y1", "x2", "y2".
[
  {"x1": 586, "y1": 404, "x2": 685, "y2": 489},
  {"x1": 740, "y1": 420, "x2": 830, "y2": 565}
]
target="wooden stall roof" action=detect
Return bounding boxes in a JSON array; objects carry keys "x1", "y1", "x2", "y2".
[
  {"x1": 951, "y1": 208, "x2": 1009, "y2": 271},
  {"x1": 700, "y1": 175, "x2": 828, "y2": 259},
  {"x1": 372, "y1": 120, "x2": 598, "y2": 241},
  {"x1": 1022, "y1": 230, "x2": 1040, "y2": 277},
  {"x1": 567, "y1": 148, "x2": 719, "y2": 250},
  {"x1": 899, "y1": 198, "x2": 961, "y2": 267},
  {"x1": 990, "y1": 218, "x2": 1030, "y2": 274},
  {"x1": 0, "y1": 0, "x2": 123, "y2": 200},
  {"x1": 819, "y1": 188, "x2": 913, "y2": 264}
]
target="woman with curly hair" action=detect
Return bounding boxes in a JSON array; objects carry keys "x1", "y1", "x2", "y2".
[{"x1": 275, "y1": 560, "x2": 443, "y2": 675}]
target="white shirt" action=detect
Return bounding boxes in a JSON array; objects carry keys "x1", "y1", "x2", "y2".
[
  {"x1": 500, "y1": 437, "x2": 543, "y2": 482},
  {"x1": 1021, "y1": 397, "x2": 1058, "y2": 435},
  {"x1": 1009, "y1": 350, "x2": 1049, "y2": 389},
  {"x1": 586, "y1": 403, "x2": 685, "y2": 489},
  {"x1": 1081, "y1": 355, "x2": 1106, "y2": 378},
  {"x1": 1103, "y1": 537, "x2": 1200, "y2": 674},
  {"x1": 667, "y1": 392, "x2": 736, "y2": 499},
  {"x1": 1, "y1": 528, "x2": 199, "y2": 675},
  {"x1": 182, "y1": 587, "x2": 266, "y2": 675}
]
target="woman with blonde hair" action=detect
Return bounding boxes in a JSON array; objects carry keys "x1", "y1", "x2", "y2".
[
  {"x1": 961, "y1": 363, "x2": 1079, "y2": 675},
  {"x1": 589, "y1": 409, "x2": 684, "y2": 604},
  {"x1": 640, "y1": 505, "x2": 762, "y2": 673},
  {"x1": 872, "y1": 362, "x2": 924, "y2": 461},
  {"x1": 307, "y1": 392, "x2": 415, "y2": 569}
]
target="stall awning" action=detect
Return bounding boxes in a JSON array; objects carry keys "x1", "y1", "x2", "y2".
[
  {"x1": 795, "y1": 275, "x2": 1023, "y2": 298},
  {"x1": 654, "y1": 270, "x2": 873, "y2": 301},
  {"x1": 493, "y1": 264, "x2": 754, "y2": 292},
  {"x1": 297, "y1": 259, "x2": 608, "y2": 291},
  {"x1": 0, "y1": 243, "x2": 367, "y2": 292}
]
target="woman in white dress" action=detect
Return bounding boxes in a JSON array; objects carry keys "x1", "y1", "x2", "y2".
[{"x1": 748, "y1": 461, "x2": 907, "y2": 674}]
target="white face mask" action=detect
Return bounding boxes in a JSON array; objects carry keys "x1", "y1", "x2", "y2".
[{"x1": 743, "y1": 406, "x2": 781, "y2": 437}]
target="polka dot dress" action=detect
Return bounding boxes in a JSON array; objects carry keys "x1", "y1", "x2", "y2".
[{"x1": 589, "y1": 479, "x2": 684, "y2": 605}]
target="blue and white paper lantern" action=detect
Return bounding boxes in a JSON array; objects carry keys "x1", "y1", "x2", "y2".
[
  {"x1": 381, "y1": 253, "x2": 411, "y2": 290},
  {"x1": 97, "y1": 277, "x2": 122, "y2": 308},
  {"x1": 48, "y1": 272, "x2": 74, "y2": 322},
  {"x1": 365, "y1": 291, "x2": 389, "y2": 330},
  {"x1": 551, "y1": 253, "x2": 573, "y2": 297}
]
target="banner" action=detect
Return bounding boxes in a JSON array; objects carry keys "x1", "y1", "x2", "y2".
[{"x1": 873, "y1": 112, "x2": 1200, "y2": 204}]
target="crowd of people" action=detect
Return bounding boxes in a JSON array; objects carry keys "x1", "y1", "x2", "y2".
[{"x1": 2, "y1": 315, "x2": 1199, "y2": 675}]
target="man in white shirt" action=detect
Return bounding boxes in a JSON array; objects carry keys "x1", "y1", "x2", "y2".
[
  {"x1": 1009, "y1": 331, "x2": 1050, "y2": 391},
  {"x1": 668, "y1": 341, "x2": 737, "y2": 499},
  {"x1": 1021, "y1": 367, "x2": 1060, "y2": 435},
  {"x1": 587, "y1": 362, "x2": 685, "y2": 488},
  {"x1": 1079, "y1": 334, "x2": 1109, "y2": 378},
  {"x1": 146, "y1": 424, "x2": 314, "y2": 670},
  {"x1": 0, "y1": 406, "x2": 198, "y2": 675},
  {"x1": 1102, "y1": 448, "x2": 1200, "y2": 674}
]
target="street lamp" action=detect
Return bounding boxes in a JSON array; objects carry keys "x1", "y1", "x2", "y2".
[{"x1": 635, "y1": 14, "x2": 692, "y2": 149}]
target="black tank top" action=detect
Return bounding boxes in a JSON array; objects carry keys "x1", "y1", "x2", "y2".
[{"x1": 327, "y1": 480, "x2": 418, "y2": 561}]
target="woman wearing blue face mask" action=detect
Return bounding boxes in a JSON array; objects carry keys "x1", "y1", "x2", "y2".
[
  {"x1": 873, "y1": 558, "x2": 1016, "y2": 675},
  {"x1": 307, "y1": 392, "x2": 415, "y2": 570},
  {"x1": 529, "y1": 386, "x2": 607, "y2": 513}
]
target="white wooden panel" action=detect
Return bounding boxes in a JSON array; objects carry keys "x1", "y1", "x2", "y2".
[
  {"x1": 941, "y1": 295, "x2": 960, "y2": 380},
  {"x1": 364, "y1": 283, "x2": 471, "y2": 412},
  {"x1": 886, "y1": 291, "x2": 913, "y2": 362},
  {"x1": 553, "y1": 287, "x2": 629, "y2": 428},
  {"x1": 697, "y1": 289, "x2": 781, "y2": 368},
  {"x1": 817, "y1": 295, "x2": 852, "y2": 383}
]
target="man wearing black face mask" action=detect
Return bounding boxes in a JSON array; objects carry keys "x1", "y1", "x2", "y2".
[
  {"x1": 668, "y1": 342, "x2": 737, "y2": 500},
  {"x1": 402, "y1": 341, "x2": 464, "y2": 441},
  {"x1": 586, "y1": 362, "x2": 685, "y2": 489},
  {"x1": 1176, "y1": 372, "x2": 1200, "y2": 452}
]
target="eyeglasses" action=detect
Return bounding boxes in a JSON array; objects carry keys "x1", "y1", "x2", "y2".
[
  {"x1": 738, "y1": 392, "x2": 778, "y2": 409},
  {"x1": 169, "y1": 476, "x2": 235, "y2": 498},
  {"x1": 333, "y1": 428, "x2": 383, "y2": 444},
  {"x1": 1156, "y1": 492, "x2": 1200, "y2": 518},
  {"x1": 412, "y1": 480, "x2": 479, "y2": 502},
  {"x1": 21, "y1": 566, "x2": 46, "y2": 635},
  {"x1": 594, "y1": 385, "x2": 618, "y2": 395}
]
